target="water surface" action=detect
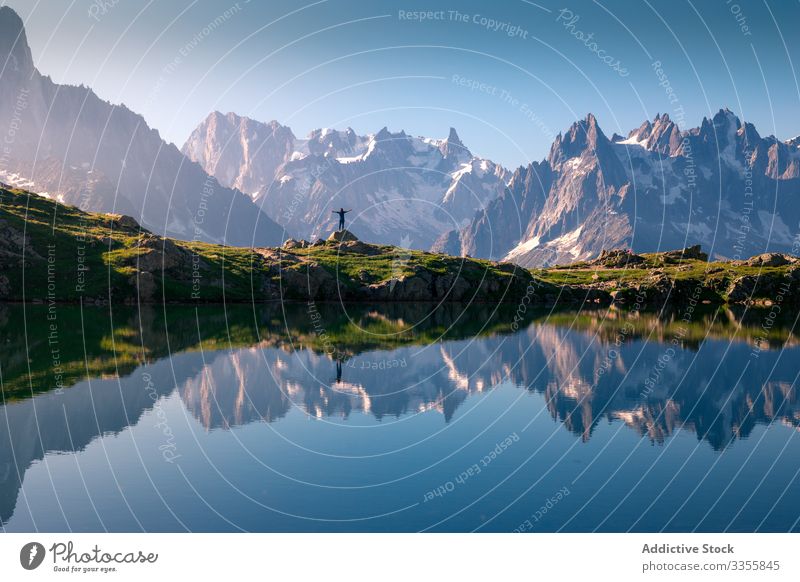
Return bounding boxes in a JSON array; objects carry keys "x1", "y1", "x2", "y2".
[{"x1": 1, "y1": 302, "x2": 798, "y2": 532}]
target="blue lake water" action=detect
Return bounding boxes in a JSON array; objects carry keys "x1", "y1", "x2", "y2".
[{"x1": 1, "y1": 303, "x2": 798, "y2": 532}]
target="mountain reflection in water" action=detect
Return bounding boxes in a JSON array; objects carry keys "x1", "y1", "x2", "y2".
[{"x1": 1, "y1": 302, "x2": 798, "y2": 531}]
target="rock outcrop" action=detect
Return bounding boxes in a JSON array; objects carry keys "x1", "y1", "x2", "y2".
[
  {"x1": 327, "y1": 229, "x2": 359, "y2": 243},
  {"x1": 660, "y1": 245, "x2": 708, "y2": 262},
  {"x1": 725, "y1": 269, "x2": 800, "y2": 303},
  {"x1": 741, "y1": 253, "x2": 796, "y2": 267},
  {"x1": 588, "y1": 249, "x2": 646, "y2": 268}
]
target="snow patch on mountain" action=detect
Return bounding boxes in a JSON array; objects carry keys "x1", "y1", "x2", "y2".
[{"x1": 506, "y1": 236, "x2": 541, "y2": 260}]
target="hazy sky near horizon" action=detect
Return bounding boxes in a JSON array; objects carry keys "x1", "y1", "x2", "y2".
[{"x1": 5, "y1": 0, "x2": 799, "y2": 168}]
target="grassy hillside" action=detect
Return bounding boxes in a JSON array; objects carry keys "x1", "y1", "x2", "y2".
[
  {"x1": 0, "y1": 185, "x2": 280, "y2": 302},
  {"x1": 2, "y1": 186, "x2": 799, "y2": 307},
  {"x1": 0, "y1": 185, "x2": 556, "y2": 304}
]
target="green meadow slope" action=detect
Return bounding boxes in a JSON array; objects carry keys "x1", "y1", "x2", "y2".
[{"x1": 2, "y1": 186, "x2": 799, "y2": 307}]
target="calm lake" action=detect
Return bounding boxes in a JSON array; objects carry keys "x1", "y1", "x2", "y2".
[{"x1": 1, "y1": 302, "x2": 799, "y2": 532}]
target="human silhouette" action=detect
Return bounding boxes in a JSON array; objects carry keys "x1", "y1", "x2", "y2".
[
  {"x1": 332, "y1": 207, "x2": 351, "y2": 231},
  {"x1": 335, "y1": 359, "x2": 343, "y2": 384}
]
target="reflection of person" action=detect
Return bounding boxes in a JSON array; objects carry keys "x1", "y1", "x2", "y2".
[
  {"x1": 332, "y1": 207, "x2": 351, "y2": 231},
  {"x1": 335, "y1": 360, "x2": 343, "y2": 383}
]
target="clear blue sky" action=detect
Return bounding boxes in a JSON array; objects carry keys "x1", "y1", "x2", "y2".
[{"x1": 5, "y1": 0, "x2": 799, "y2": 168}]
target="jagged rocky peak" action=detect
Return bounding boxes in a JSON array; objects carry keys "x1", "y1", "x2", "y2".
[
  {"x1": 265, "y1": 118, "x2": 290, "y2": 135},
  {"x1": 226, "y1": 111, "x2": 293, "y2": 139},
  {"x1": 439, "y1": 127, "x2": 472, "y2": 169},
  {"x1": 646, "y1": 113, "x2": 681, "y2": 154},
  {"x1": 374, "y1": 126, "x2": 393, "y2": 139},
  {"x1": 439, "y1": 127, "x2": 471, "y2": 160},
  {"x1": 696, "y1": 108, "x2": 742, "y2": 144},
  {"x1": 740, "y1": 120, "x2": 762, "y2": 146},
  {"x1": 715, "y1": 108, "x2": 742, "y2": 144},
  {"x1": 548, "y1": 113, "x2": 611, "y2": 166},
  {"x1": 447, "y1": 126, "x2": 462, "y2": 144},
  {"x1": 714, "y1": 107, "x2": 742, "y2": 128},
  {"x1": 204, "y1": 110, "x2": 232, "y2": 128},
  {"x1": 508, "y1": 161, "x2": 551, "y2": 201},
  {"x1": 307, "y1": 126, "x2": 362, "y2": 157},
  {"x1": 619, "y1": 113, "x2": 682, "y2": 155},
  {"x1": 650, "y1": 112, "x2": 673, "y2": 131},
  {"x1": 187, "y1": 110, "x2": 296, "y2": 150},
  {"x1": 0, "y1": 6, "x2": 34, "y2": 78},
  {"x1": 365, "y1": 126, "x2": 414, "y2": 161},
  {"x1": 627, "y1": 119, "x2": 653, "y2": 142}
]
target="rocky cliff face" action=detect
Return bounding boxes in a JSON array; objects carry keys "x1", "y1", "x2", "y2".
[
  {"x1": 183, "y1": 112, "x2": 507, "y2": 249},
  {"x1": 181, "y1": 111, "x2": 297, "y2": 196},
  {"x1": 0, "y1": 7, "x2": 285, "y2": 247},
  {"x1": 442, "y1": 109, "x2": 800, "y2": 266}
]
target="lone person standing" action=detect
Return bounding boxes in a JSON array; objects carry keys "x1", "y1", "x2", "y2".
[{"x1": 332, "y1": 207, "x2": 351, "y2": 231}]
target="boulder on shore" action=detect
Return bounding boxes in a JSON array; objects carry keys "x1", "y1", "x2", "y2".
[
  {"x1": 661, "y1": 245, "x2": 708, "y2": 262},
  {"x1": 744, "y1": 253, "x2": 793, "y2": 267},
  {"x1": 106, "y1": 213, "x2": 142, "y2": 232},
  {"x1": 327, "y1": 229, "x2": 358, "y2": 242},
  {"x1": 589, "y1": 248, "x2": 645, "y2": 268}
]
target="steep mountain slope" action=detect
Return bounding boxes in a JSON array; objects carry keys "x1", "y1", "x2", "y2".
[
  {"x1": 441, "y1": 110, "x2": 800, "y2": 266},
  {"x1": 0, "y1": 7, "x2": 284, "y2": 247},
  {"x1": 182, "y1": 111, "x2": 297, "y2": 196},
  {"x1": 183, "y1": 113, "x2": 507, "y2": 249}
]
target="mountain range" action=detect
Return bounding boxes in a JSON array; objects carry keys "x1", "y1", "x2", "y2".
[
  {"x1": 3, "y1": 5, "x2": 800, "y2": 265},
  {"x1": 438, "y1": 110, "x2": 800, "y2": 265},
  {"x1": 184, "y1": 109, "x2": 800, "y2": 265},
  {"x1": 182, "y1": 111, "x2": 507, "y2": 248}
]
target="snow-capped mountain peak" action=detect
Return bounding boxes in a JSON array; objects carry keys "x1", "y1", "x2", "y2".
[
  {"x1": 183, "y1": 118, "x2": 508, "y2": 248},
  {"x1": 440, "y1": 108, "x2": 800, "y2": 266}
]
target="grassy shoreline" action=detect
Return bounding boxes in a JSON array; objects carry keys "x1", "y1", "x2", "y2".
[{"x1": 2, "y1": 185, "x2": 799, "y2": 307}]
